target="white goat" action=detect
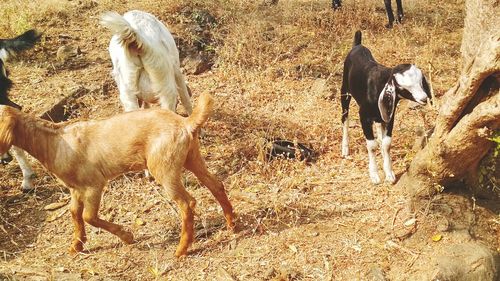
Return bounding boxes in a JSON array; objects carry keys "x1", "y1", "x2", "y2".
[{"x1": 100, "y1": 10, "x2": 193, "y2": 114}]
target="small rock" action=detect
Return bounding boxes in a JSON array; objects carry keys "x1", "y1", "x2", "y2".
[
  {"x1": 403, "y1": 218, "x2": 416, "y2": 227},
  {"x1": 182, "y1": 55, "x2": 212, "y2": 75},
  {"x1": 56, "y1": 45, "x2": 76, "y2": 62},
  {"x1": 366, "y1": 266, "x2": 386, "y2": 281},
  {"x1": 436, "y1": 218, "x2": 450, "y2": 232}
]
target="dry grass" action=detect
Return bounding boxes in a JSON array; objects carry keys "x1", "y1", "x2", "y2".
[{"x1": 0, "y1": 0, "x2": 498, "y2": 280}]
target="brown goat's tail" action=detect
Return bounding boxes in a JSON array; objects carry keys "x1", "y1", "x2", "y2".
[
  {"x1": 100, "y1": 11, "x2": 143, "y2": 51},
  {"x1": 186, "y1": 93, "x2": 214, "y2": 134}
]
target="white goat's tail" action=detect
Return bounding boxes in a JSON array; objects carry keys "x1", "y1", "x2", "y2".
[
  {"x1": 100, "y1": 11, "x2": 143, "y2": 50},
  {"x1": 186, "y1": 93, "x2": 213, "y2": 134}
]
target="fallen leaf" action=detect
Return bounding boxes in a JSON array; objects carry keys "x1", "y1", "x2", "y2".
[
  {"x1": 135, "y1": 218, "x2": 145, "y2": 226},
  {"x1": 432, "y1": 234, "x2": 442, "y2": 242}
]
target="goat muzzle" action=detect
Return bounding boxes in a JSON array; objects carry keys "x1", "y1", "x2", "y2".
[{"x1": 1, "y1": 152, "x2": 13, "y2": 165}]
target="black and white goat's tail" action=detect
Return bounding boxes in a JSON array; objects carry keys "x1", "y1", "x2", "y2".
[
  {"x1": 0, "y1": 30, "x2": 41, "y2": 61},
  {"x1": 100, "y1": 12, "x2": 144, "y2": 52},
  {"x1": 353, "y1": 30, "x2": 362, "y2": 47}
]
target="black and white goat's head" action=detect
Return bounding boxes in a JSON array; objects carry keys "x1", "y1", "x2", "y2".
[
  {"x1": 0, "y1": 59, "x2": 22, "y2": 111},
  {"x1": 378, "y1": 64, "x2": 431, "y2": 122},
  {"x1": 0, "y1": 58, "x2": 21, "y2": 164}
]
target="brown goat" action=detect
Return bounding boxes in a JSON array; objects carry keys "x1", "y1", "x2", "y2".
[{"x1": 0, "y1": 93, "x2": 235, "y2": 257}]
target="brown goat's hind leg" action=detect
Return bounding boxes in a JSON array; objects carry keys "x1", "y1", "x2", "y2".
[
  {"x1": 81, "y1": 187, "x2": 134, "y2": 245},
  {"x1": 185, "y1": 147, "x2": 235, "y2": 230},
  {"x1": 173, "y1": 189, "x2": 195, "y2": 257},
  {"x1": 69, "y1": 189, "x2": 86, "y2": 254},
  {"x1": 150, "y1": 165, "x2": 196, "y2": 257},
  {"x1": 148, "y1": 153, "x2": 196, "y2": 257}
]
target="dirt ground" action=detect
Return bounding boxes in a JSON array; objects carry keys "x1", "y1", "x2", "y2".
[{"x1": 0, "y1": 0, "x2": 498, "y2": 280}]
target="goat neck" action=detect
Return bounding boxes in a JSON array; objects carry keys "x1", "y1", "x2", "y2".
[{"x1": 10, "y1": 110, "x2": 62, "y2": 171}]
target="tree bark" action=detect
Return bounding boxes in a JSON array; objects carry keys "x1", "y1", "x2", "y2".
[{"x1": 397, "y1": 0, "x2": 500, "y2": 198}]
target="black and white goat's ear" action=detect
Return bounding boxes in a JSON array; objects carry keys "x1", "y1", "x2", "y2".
[
  {"x1": 378, "y1": 79, "x2": 396, "y2": 123},
  {"x1": 421, "y1": 75, "x2": 433, "y2": 104}
]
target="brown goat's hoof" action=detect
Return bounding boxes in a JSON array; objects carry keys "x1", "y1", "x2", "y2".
[
  {"x1": 174, "y1": 248, "x2": 188, "y2": 258},
  {"x1": 226, "y1": 220, "x2": 236, "y2": 232},
  {"x1": 225, "y1": 212, "x2": 237, "y2": 231},
  {"x1": 68, "y1": 243, "x2": 84, "y2": 255},
  {"x1": 119, "y1": 231, "x2": 135, "y2": 244}
]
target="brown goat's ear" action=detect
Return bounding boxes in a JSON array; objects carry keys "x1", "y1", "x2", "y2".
[
  {"x1": 378, "y1": 78, "x2": 396, "y2": 123},
  {"x1": 0, "y1": 109, "x2": 16, "y2": 153}
]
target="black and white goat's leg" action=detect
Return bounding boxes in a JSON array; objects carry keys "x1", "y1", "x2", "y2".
[
  {"x1": 332, "y1": 0, "x2": 342, "y2": 10},
  {"x1": 340, "y1": 93, "x2": 351, "y2": 157},
  {"x1": 395, "y1": 0, "x2": 404, "y2": 23},
  {"x1": 380, "y1": 120, "x2": 396, "y2": 183},
  {"x1": 360, "y1": 115, "x2": 381, "y2": 184},
  {"x1": 10, "y1": 146, "x2": 35, "y2": 192},
  {"x1": 384, "y1": 0, "x2": 396, "y2": 28}
]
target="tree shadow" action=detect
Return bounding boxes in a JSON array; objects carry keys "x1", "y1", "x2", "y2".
[
  {"x1": 0, "y1": 187, "x2": 59, "y2": 261},
  {"x1": 187, "y1": 202, "x2": 340, "y2": 256},
  {"x1": 412, "y1": 184, "x2": 500, "y2": 250},
  {"x1": 444, "y1": 184, "x2": 500, "y2": 214}
]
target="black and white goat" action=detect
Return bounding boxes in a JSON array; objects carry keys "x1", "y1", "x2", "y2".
[
  {"x1": 339, "y1": 31, "x2": 431, "y2": 184},
  {"x1": 100, "y1": 10, "x2": 193, "y2": 114},
  {"x1": 332, "y1": 0, "x2": 404, "y2": 28},
  {"x1": 0, "y1": 29, "x2": 41, "y2": 192}
]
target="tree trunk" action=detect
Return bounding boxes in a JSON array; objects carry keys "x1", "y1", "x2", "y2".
[{"x1": 397, "y1": 0, "x2": 500, "y2": 198}]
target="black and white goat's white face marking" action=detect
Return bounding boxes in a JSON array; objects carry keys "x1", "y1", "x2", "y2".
[
  {"x1": 0, "y1": 49, "x2": 9, "y2": 63},
  {"x1": 394, "y1": 65, "x2": 429, "y2": 104}
]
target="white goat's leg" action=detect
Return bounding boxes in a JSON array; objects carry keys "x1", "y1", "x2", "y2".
[
  {"x1": 341, "y1": 117, "x2": 349, "y2": 157},
  {"x1": 380, "y1": 125, "x2": 396, "y2": 183},
  {"x1": 157, "y1": 79, "x2": 178, "y2": 112},
  {"x1": 10, "y1": 146, "x2": 35, "y2": 192},
  {"x1": 117, "y1": 64, "x2": 141, "y2": 112},
  {"x1": 119, "y1": 91, "x2": 140, "y2": 112},
  {"x1": 366, "y1": 139, "x2": 381, "y2": 184}
]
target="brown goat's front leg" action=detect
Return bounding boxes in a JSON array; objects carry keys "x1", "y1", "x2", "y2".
[
  {"x1": 69, "y1": 189, "x2": 86, "y2": 254},
  {"x1": 185, "y1": 146, "x2": 235, "y2": 230},
  {"x1": 81, "y1": 187, "x2": 134, "y2": 246}
]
